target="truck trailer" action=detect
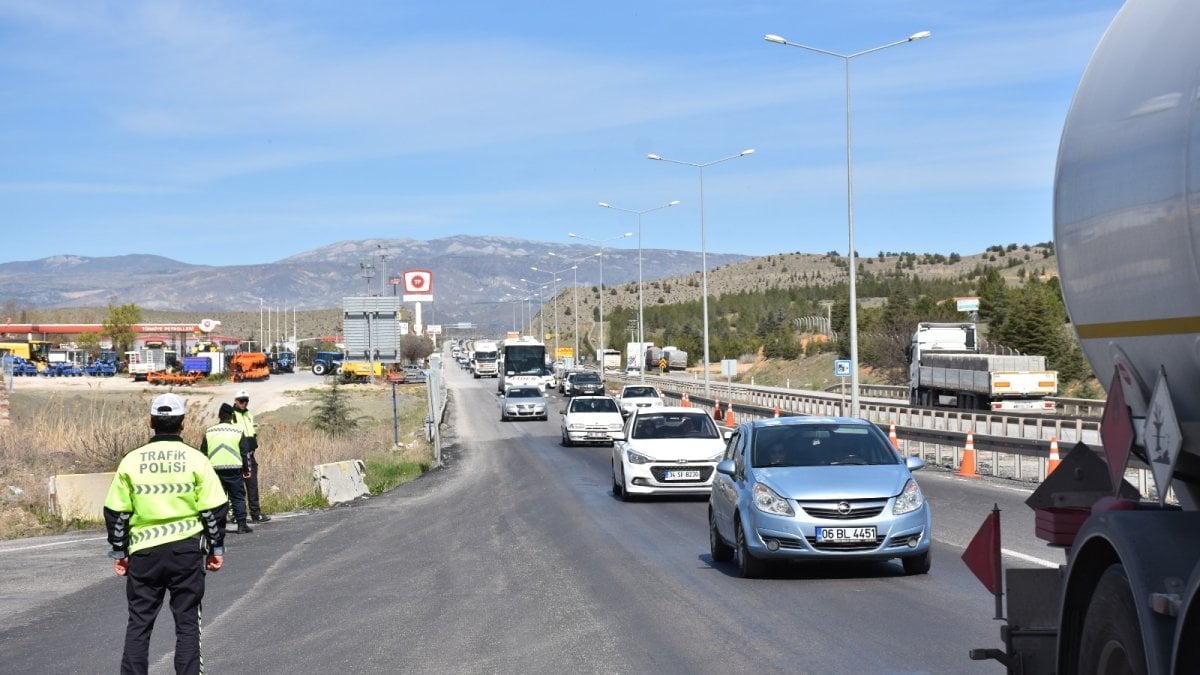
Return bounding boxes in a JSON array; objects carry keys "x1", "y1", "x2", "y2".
[
  {"x1": 908, "y1": 322, "x2": 1057, "y2": 412},
  {"x1": 969, "y1": 2, "x2": 1200, "y2": 672}
]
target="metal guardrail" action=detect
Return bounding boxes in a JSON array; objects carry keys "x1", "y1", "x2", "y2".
[
  {"x1": 824, "y1": 382, "x2": 1107, "y2": 419},
  {"x1": 612, "y1": 373, "x2": 1155, "y2": 491}
]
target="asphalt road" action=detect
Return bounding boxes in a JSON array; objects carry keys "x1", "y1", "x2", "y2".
[{"x1": 0, "y1": 365, "x2": 1060, "y2": 674}]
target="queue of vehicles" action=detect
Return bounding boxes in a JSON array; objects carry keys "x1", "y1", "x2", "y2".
[{"x1": 474, "y1": 353, "x2": 935, "y2": 582}]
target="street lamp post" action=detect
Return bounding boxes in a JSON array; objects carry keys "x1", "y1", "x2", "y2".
[
  {"x1": 568, "y1": 231, "x2": 632, "y2": 366},
  {"x1": 520, "y1": 278, "x2": 550, "y2": 340},
  {"x1": 549, "y1": 251, "x2": 600, "y2": 364},
  {"x1": 647, "y1": 149, "x2": 754, "y2": 396},
  {"x1": 599, "y1": 199, "x2": 680, "y2": 380},
  {"x1": 531, "y1": 262, "x2": 580, "y2": 362},
  {"x1": 764, "y1": 30, "x2": 930, "y2": 417}
]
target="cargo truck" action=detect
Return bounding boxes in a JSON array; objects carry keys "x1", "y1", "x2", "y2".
[
  {"x1": 907, "y1": 322, "x2": 1057, "y2": 412},
  {"x1": 471, "y1": 339, "x2": 499, "y2": 378},
  {"x1": 968, "y1": 3, "x2": 1200, "y2": 672},
  {"x1": 626, "y1": 342, "x2": 655, "y2": 371}
]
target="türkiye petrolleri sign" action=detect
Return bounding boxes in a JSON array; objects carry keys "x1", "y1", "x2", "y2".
[{"x1": 402, "y1": 269, "x2": 433, "y2": 303}]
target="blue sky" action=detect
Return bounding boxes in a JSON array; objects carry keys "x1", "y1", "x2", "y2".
[{"x1": 2, "y1": 1, "x2": 1124, "y2": 267}]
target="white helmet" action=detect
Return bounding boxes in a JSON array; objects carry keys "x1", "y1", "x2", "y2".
[{"x1": 235, "y1": 390, "x2": 250, "y2": 400}]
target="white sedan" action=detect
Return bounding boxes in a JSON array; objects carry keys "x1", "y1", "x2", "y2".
[
  {"x1": 560, "y1": 396, "x2": 624, "y2": 447},
  {"x1": 611, "y1": 407, "x2": 728, "y2": 501},
  {"x1": 616, "y1": 384, "x2": 664, "y2": 418}
]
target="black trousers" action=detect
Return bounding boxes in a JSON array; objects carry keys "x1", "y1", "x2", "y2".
[
  {"x1": 122, "y1": 535, "x2": 206, "y2": 675},
  {"x1": 243, "y1": 459, "x2": 263, "y2": 518},
  {"x1": 215, "y1": 469, "x2": 247, "y2": 522}
]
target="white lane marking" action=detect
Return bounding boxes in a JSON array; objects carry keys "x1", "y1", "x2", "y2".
[
  {"x1": 1002, "y1": 548, "x2": 1060, "y2": 568},
  {"x1": 0, "y1": 535, "x2": 107, "y2": 553}
]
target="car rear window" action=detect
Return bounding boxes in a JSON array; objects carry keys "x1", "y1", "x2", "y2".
[
  {"x1": 752, "y1": 424, "x2": 899, "y2": 467},
  {"x1": 572, "y1": 398, "x2": 618, "y2": 413}
]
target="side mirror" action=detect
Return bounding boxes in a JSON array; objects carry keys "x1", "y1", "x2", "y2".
[
  {"x1": 560, "y1": 409, "x2": 567, "y2": 416},
  {"x1": 722, "y1": 429, "x2": 733, "y2": 441},
  {"x1": 716, "y1": 459, "x2": 736, "y2": 477},
  {"x1": 905, "y1": 455, "x2": 926, "y2": 472}
]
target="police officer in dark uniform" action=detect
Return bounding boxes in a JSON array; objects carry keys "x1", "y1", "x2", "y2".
[
  {"x1": 200, "y1": 402, "x2": 252, "y2": 534},
  {"x1": 104, "y1": 392, "x2": 228, "y2": 674},
  {"x1": 232, "y1": 390, "x2": 270, "y2": 522}
]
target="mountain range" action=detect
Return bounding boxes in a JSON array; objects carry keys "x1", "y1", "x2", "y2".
[{"x1": 0, "y1": 236, "x2": 750, "y2": 332}]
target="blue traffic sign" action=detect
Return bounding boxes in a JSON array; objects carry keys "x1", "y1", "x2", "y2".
[{"x1": 834, "y1": 359, "x2": 852, "y2": 377}]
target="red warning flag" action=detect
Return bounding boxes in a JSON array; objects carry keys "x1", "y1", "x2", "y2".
[{"x1": 962, "y1": 505, "x2": 1002, "y2": 596}]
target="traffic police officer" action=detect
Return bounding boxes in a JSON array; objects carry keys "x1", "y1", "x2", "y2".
[
  {"x1": 232, "y1": 390, "x2": 270, "y2": 522},
  {"x1": 103, "y1": 392, "x2": 228, "y2": 674},
  {"x1": 200, "y1": 402, "x2": 252, "y2": 534}
]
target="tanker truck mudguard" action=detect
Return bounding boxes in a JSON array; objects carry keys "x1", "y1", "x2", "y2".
[{"x1": 968, "y1": 2, "x2": 1200, "y2": 673}]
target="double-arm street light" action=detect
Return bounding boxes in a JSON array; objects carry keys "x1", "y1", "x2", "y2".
[
  {"x1": 599, "y1": 199, "x2": 680, "y2": 380},
  {"x1": 530, "y1": 261, "x2": 580, "y2": 359},
  {"x1": 764, "y1": 30, "x2": 929, "y2": 417},
  {"x1": 568, "y1": 231, "x2": 632, "y2": 365},
  {"x1": 647, "y1": 149, "x2": 754, "y2": 395},
  {"x1": 549, "y1": 251, "x2": 600, "y2": 364},
  {"x1": 520, "y1": 279, "x2": 552, "y2": 338}
]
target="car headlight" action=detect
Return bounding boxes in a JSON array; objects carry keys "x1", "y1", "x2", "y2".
[
  {"x1": 534, "y1": 404, "x2": 545, "y2": 412},
  {"x1": 893, "y1": 479, "x2": 925, "y2": 515},
  {"x1": 752, "y1": 483, "x2": 795, "y2": 517},
  {"x1": 505, "y1": 405, "x2": 517, "y2": 413},
  {"x1": 625, "y1": 449, "x2": 653, "y2": 465}
]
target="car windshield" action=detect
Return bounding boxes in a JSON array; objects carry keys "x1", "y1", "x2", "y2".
[
  {"x1": 632, "y1": 413, "x2": 719, "y2": 439},
  {"x1": 622, "y1": 387, "x2": 657, "y2": 398},
  {"x1": 751, "y1": 424, "x2": 900, "y2": 468},
  {"x1": 574, "y1": 372, "x2": 601, "y2": 383},
  {"x1": 571, "y1": 398, "x2": 618, "y2": 413},
  {"x1": 508, "y1": 388, "x2": 541, "y2": 399}
]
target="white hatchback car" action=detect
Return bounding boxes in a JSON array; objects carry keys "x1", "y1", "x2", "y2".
[
  {"x1": 611, "y1": 407, "x2": 727, "y2": 501},
  {"x1": 560, "y1": 396, "x2": 624, "y2": 447}
]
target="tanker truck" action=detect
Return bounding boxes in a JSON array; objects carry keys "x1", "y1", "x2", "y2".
[{"x1": 969, "y1": 2, "x2": 1200, "y2": 672}]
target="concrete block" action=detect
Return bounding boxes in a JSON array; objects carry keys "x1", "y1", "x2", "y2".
[
  {"x1": 313, "y1": 460, "x2": 369, "y2": 504},
  {"x1": 49, "y1": 472, "x2": 115, "y2": 522}
]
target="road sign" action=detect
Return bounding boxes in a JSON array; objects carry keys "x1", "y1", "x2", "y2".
[{"x1": 834, "y1": 359, "x2": 851, "y2": 377}]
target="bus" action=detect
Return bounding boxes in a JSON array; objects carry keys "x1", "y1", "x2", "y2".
[{"x1": 498, "y1": 337, "x2": 548, "y2": 393}]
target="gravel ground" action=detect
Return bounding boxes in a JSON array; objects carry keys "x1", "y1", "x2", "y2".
[{"x1": 2, "y1": 370, "x2": 328, "y2": 418}]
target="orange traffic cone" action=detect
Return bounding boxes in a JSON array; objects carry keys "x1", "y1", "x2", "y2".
[
  {"x1": 713, "y1": 398, "x2": 723, "y2": 421},
  {"x1": 957, "y1": 429, "x2": 978, "y2": 478},
  {"x1": 681, "y1": 392, "x2": 690, "y2": 407},
  {"x1": 773, "y1": 403, "x2": 781, "y2": 418},
  {"x1": 724, "y1": 405, "x2": 735, "y2": 427},
  {"x1": 888, "y1": 423, "x2": 899, "y2": 450},
  {"x1": 1048, "y1": 436, "x2": 1061, "y2": 475}
]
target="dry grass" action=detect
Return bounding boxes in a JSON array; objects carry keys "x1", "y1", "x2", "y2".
[{"x1": 0, "y1": 383, "x2": 434, "y2": 539}]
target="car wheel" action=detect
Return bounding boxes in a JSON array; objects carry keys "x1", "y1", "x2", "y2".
[
  {"x1": 312, "y1": 362, "x2": 327, "y2": 376},
  {"x1": 611, "y1": 467, "x2": 623, "y2": 498},
  {"x1": 901, "y1": 549, "x2": 931, "y2": 575},
  {"x1": 561, "y1": 429, "x2": 572, "y2": 447},
  {"x1": 735, "y1": 520, "x2": 765, "y2": 579},
  {"x1": 709, "y1": 508, "x2": 734, "y2": 563}
]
